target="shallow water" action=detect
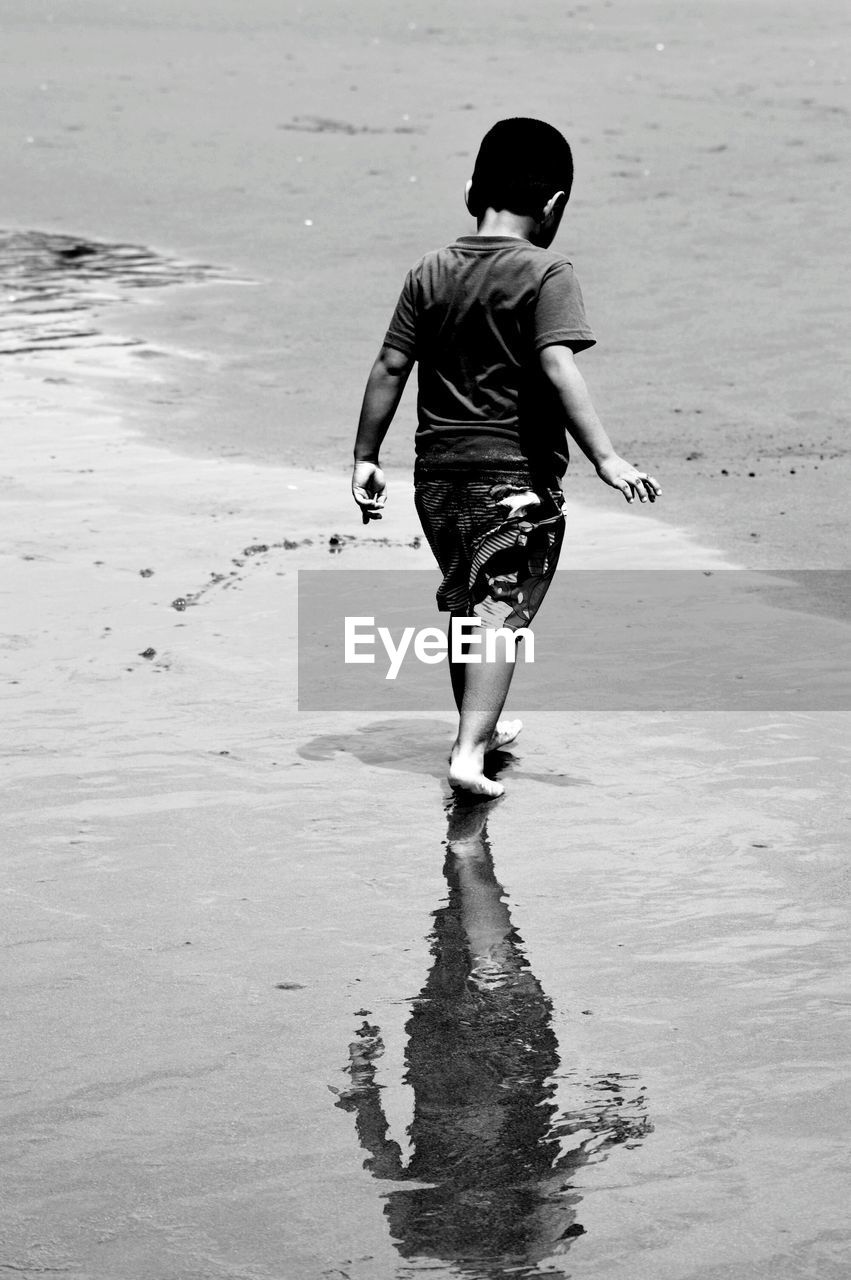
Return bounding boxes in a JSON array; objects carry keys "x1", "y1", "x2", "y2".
[
  {"x1": 5, "y1": 710, "x2": 850, "y2": 1278},
  {"x1": 0, "y1": 227, "x2": 226, "y2": 356}
]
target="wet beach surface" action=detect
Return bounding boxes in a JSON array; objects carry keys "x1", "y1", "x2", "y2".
[
  {"x1": 2, "y1": 2, "x2": 850, "y2": 1277},
  {"x1": 5, "y1": 697, "x2": 850, "y2": 1279}
]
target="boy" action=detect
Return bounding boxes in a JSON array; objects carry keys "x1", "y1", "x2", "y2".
[{"x1": 352, "y1": 118, "x2": 660, "y2": 798}]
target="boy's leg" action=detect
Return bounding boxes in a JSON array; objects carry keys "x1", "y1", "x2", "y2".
[
  {"x1": 448, "y1": 636, "x2": 518, "y2": 798},
  {"x1": 448, "y1": 615, "x2": 523, "y2": 751}
]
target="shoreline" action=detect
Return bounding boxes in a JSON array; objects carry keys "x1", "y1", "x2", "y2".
[
  {"x1": 85, "y1": 268, "x2": 851, "y2": 575},
  {"x1": 5, "y1": 348, "x2": 849, "y2": 744},
  {"x1": 1, "y1": 348, "x2": 744, "y2": 735}
]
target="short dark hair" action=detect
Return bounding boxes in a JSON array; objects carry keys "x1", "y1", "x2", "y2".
[{"x1": 468, "y1": 118, "x2": 574, "y2": 219}]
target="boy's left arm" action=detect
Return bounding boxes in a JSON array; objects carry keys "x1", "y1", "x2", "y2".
[
  {"x1": 352, "y1": 345, "x2": 414, "y2": 522},
  {"x1": 539, "y1": 344, "x2": 661, "y2": 504}
]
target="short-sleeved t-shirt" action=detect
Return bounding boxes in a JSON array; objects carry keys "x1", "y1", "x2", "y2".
[{"x1": 383, "y1": 236, "x2": 595, "y2": 477}]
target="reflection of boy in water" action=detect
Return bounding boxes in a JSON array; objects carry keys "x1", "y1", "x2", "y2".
[{"x1": 335, "y1": 802, "x2": 651, "y2": 1277}]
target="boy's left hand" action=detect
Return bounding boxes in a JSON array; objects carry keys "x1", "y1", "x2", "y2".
[
  {"x1": 352, "y1": 461, "x2": 387, "y2": 522},
  {"x1": 596, "y1": 455, "x2": 661, "y2": 504}
]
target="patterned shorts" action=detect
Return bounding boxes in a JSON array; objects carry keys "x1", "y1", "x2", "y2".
[{"x1": 413, "y1": 466, "x2": 566, "y2": 631}]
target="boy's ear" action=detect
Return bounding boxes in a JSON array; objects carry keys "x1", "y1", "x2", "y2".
[
  {"x1": 542, "y1": 190, "x2": 567, "y2": 222},
  {"x1": 464, "y1": 178, "x2": 474, "y2": 213}
]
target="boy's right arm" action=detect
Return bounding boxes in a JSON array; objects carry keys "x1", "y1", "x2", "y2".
[
  {"x1": 352, "y1": 344, "x2": 414, "y2": 523},
  {"x1": 538, "y1": 344, "x2": 660, "y2": 504}
]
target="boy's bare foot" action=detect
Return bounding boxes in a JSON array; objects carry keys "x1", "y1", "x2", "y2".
[
  {"x1": 486, "y1": 719, "x2": 523, "y2": 752},
  {"x1": 448, "y1": 747, "x2": 505, "y2": 798}
]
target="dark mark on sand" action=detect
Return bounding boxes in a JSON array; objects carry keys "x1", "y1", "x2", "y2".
[{"x1": 278, "y1": 115, "x2": 423, "y2": 136}]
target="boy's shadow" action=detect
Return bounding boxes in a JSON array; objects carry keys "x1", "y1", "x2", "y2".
[{"x1": 298, "y1": 719, "x2": 589, "y2": 789}]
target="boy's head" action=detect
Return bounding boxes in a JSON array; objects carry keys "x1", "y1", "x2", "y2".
[{"x1": 466, "y1": 118, "x2": 574, "y2": 244}]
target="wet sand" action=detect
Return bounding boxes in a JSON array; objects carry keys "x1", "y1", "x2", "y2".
[
  {"x1": 10, "y1": 707, "x2": 850, "y2": 1280},
  {"x1": 2, "y1": 2, "x2": 851, "y2": 1278}
]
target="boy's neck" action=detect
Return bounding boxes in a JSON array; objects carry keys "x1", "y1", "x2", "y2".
[{"x1": 475, "y1": 208, "x2": 538, "y2": 242}]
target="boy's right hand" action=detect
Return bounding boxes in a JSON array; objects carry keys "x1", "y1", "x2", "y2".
[
  {"x1": 352, "y1": 461, "x2": 387, "y2": 522},
  {"x1": 596, "y1": 455, "x2": 661, "y2": 504}
]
